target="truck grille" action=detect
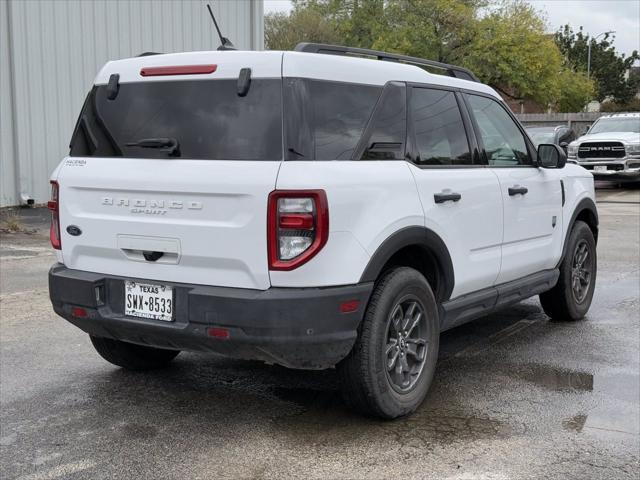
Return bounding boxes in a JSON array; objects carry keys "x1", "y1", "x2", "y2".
[{"x1": 578, "y1": 142, "x2": 625, "y2": 159}]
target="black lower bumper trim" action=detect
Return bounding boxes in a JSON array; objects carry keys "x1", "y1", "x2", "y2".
[{"x1": 49, "y1": 264, "x2": 373, "y2": 370}]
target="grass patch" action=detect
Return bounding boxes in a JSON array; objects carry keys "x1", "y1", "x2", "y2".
[{"x1": 0, "y1": 209, "x2": 25, "y2": 233}]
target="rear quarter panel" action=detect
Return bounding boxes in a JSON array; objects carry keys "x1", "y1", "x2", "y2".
[{"x1": 272, "y1": 161, "x2": 424, "y2": 287}]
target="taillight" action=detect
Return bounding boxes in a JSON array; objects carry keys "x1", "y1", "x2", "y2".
[
  {"x1": 140, "y1": 64, "x2": 217, "y2": 76},
  {"x1": 267, "y1": 190, "x2": 329, "y2": 271},
  {"x1": 48, "y1": 180, "x2": 61, "y2": 250}
]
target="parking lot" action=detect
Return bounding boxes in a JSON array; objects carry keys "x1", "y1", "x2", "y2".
[{"x1": 1, "y1": 186, "x2": 638, "y2": 480}]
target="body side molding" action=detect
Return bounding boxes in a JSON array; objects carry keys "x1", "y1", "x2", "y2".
[{"x1": 440, "y1": 269, "x2": 559, "y2": 331}]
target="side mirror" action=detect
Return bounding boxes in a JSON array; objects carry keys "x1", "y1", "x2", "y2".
[
  {"x1": 538, "y1": 143, "x2": 567, "y2": 169},
  {"x1": 559, "y1": 141, "x2": 569, "y2": 153},
  {"x1": 582, "y1": 124, "x2": 591, "y2": 135}
]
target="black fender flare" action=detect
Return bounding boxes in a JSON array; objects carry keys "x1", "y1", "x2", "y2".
[
  {"x1": 558, "y1": 197, "x2": 599, "y2": 266},
  {"x1": 359, "y1": 226, "x2": 455, "y2": 302}
]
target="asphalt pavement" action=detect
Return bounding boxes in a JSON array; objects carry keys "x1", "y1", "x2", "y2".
[{"x1": 1, "y1": 187, "x2": 638, "y2": 479}]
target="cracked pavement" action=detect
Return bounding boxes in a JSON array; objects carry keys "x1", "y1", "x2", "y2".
[{"x1": 1, "y1": 186, "x2": 638, "y2": 479}]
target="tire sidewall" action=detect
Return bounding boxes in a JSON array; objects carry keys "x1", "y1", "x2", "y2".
[
  {"x1": 366, "y1": 268, "x2": 440, "y2": 417},
  {"x1": 560, "y1": 222, "x2": 597, "y2": 319}
]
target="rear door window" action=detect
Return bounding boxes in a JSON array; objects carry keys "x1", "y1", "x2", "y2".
[
  {"x1": 410, "y1": 87, "x2": 472, "y2": 166},
  {"x1": 70, "y1": 79, "x2": 283, "y2": 160}
]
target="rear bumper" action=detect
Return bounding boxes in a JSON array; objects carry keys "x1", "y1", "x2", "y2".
[{"x1": 49, "y1": 264, "x2": 373, "y2": 370}]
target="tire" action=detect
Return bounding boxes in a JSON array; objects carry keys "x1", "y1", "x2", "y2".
[
  {"x1": 90, "y1": 335, "x2": 180, "y2": 370},
  {"x1": 337, "y1": 267, "x2": 440, "y2": 419},
  {"x1": 540, "y1": 220, "x2": 597, "y2": 321}
]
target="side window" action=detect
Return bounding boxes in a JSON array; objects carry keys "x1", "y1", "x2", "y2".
[
  {"x1": 466, "y1": 94, "x2": 532, "y2": 166},
  {"x1": 306, "y1": 80, "x2": 381, "y2": 160},
  {"x1": 359, "y1": 82, "x2": 406, "y2": 160},
  {"x1": 410, "y1": 88, "x2": 472, "y2": 166}
]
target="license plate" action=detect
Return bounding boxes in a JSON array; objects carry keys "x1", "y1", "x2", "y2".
[
  {"x1": 593, "y1": 166, "x2": 607, "y2": 172},
  {"x1": 125, "y1": 281, "x2": 174, "y2": 321}
]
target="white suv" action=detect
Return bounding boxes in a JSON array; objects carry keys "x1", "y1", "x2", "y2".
[
  {"x1": 568, "y1": 112, "x2": 640, "y2": 182},
  {"x1": 48, "y1": 44, "x2": 599, "y2": 419}
]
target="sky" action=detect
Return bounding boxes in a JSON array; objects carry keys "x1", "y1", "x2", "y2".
[{"x1": 263, "y1": 0, "x2": 640, "y2": 59}]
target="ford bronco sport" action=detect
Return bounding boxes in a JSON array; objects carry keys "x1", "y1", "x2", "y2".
[{"x1": 48, "y1": 43, "x2": 598, "y2": 419}]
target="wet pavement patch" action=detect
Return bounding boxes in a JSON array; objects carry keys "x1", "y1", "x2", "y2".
[
  {"x1": 513, "y1": 364, "x2": 594, "y2": 392},
  {"x1": 119, "y1": 423, "x2": 158, "y2": 439},
  {"x1": 562, "y1": 414, "x2": 588, "y2": 432}
]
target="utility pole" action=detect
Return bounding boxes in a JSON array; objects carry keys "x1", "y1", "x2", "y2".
[{"x1": 587, "y1": 30, "x2": 615, "y2": 79}]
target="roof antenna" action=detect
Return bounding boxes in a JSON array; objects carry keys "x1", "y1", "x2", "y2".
[{"x1": 206, "y1": 3, "x2": 236, "y2": 51}]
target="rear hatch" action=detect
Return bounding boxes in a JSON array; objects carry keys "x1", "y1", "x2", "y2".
[{"x1": 55, "y1": 52, "x2": 284, "y2": 290}]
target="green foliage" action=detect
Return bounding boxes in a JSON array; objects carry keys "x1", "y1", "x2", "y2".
[
  {"x1": 464, "y1": 1, "x2": 562, "y2": 105},
  {"x1": 264, "y1": 0, "x2": 598, "y2": 111},
  {"x1": 555, "y1": 68, "x2": 595, "y2": 113},
  {"x1": 555, "y1": 25, "x2": 640, "y2": 103},
  {"x1": 264, "y1": 9, "x2": 341, "y2": 51},
  {"x1": 372, "y1": 0, "x2": 483, "y2": 63}
]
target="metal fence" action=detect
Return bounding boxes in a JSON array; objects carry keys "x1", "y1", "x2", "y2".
[{"x1": 1, "y1": 0, "x2": 264, "y2": 207}]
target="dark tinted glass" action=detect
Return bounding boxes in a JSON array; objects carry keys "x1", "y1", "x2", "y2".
[
  {"x1": 466, "y1": 94, "x2": 531, "y2": 166},
  {"x1": 410, "y1": 88, "x2": 471, "y2": 165},
  {"x1": 360, "y1": 82, "x2": 406, "y2": 160},
  {"x1": 70, "y1": 79, "x2": 283, "y2": 160},
  {"x1": 306, "y1": 80, "x2": 381, "y2": 160}
]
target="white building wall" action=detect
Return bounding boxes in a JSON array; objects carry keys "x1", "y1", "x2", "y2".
[{"x1": 0, "y1": 0, "x2": 264, "y2": 207}]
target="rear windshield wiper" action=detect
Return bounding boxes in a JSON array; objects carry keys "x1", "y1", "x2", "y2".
[{"x1": 126, "y1": 137, "x2": 181, "y2": 157}]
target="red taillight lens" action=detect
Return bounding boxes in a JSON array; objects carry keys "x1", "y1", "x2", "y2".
[
  {"x1": 140, "y1": 64, "x2": 217, "y2": 76},
  {"x1": 48, "y1": 180, "x2": 61, "y2": 250},
  {"x1": 71, "y1": 307, "x2": 88, "y2": 318},
  {"x1": 207, "y1": 327, "x2": 230, "y2": 339},
  {"x1": 267, "y1": 190, "x2": 329, "y2": 271}
]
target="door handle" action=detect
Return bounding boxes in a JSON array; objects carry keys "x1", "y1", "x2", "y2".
[
  {"x1": 508, "y1": 186, "x2": 528, "y2": 196},
  {"x1": 434, "y1": 191, "x2": 462, "y2": 204}
]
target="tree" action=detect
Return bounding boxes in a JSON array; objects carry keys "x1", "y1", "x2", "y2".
[
  {"x1": 264, "y1": 0, "x2": 596, "y2": 111},
  {"x1": 555, "y1": 25, "x2": 640, "y2": 104},
  {"x1": 372, "y1": 0, "x2": 484, "y2": 63},
  {"x1": 554, "y1": 68, "x2": 594, "y2": 112},
  {"x1": 264, "y1": 8, "x2": 341, "y2": 50},
  {"x1": 462, "y1": 2, "x2": 564, "y2": 106}
]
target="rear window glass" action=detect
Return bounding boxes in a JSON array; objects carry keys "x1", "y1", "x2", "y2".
[{"x1": 70, "y1": 79, "x2": 283, "y2": 160}]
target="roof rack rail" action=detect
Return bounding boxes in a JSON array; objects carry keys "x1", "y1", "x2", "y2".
[{"x1": 294, "y1": 43, "x2": 479, "y2": 82}]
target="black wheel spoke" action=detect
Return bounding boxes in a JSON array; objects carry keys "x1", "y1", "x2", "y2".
[
  {"x1": 387, "y1": 349, "x2": 399, "y2": 371},
  {"x1": 386, "y1": 338, "x2": 398, "y2": 355},
  {"x1": 390, "y1": 304, "x2": 403, "y2": 334},
  {"x1": 406, "y1": 311, "x2": 422, "y2": 336},
  {"x1": 571, "y1": 239, "x2": 592, "y2": 304},
  {"x1": 385, "y1": 296, "x2": 429, "y2": 393},
  {"x1": 406, "y1": 342, "x2": 425, "y2": 360}
]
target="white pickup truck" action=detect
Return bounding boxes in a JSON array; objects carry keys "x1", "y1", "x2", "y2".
[{"x1": 569, "y1": 112, "x2": 640, "y2": 182}]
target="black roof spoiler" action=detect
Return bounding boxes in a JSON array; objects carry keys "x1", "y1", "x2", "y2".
[{"x1": 294, "y1": 43, "x2": 479, "y2": 82}]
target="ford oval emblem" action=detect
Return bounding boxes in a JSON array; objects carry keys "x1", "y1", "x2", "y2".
[{"x1": 66, "y1": 225, "x2": 82, "y2": 236}]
